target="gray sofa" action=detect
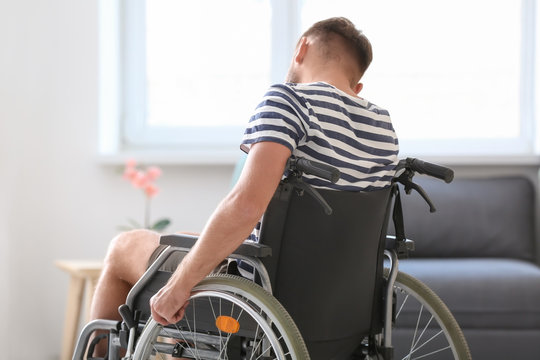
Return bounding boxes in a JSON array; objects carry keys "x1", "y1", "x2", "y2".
[{"x1": 395, "y1": 176, "x2": 540, "y2": 359}]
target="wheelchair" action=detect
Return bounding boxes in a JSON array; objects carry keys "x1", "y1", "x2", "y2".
[{"x1": 73, "y1": 157, "x2": 472, "y2": 360}]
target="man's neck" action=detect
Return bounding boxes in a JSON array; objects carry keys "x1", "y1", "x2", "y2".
[
  {"x1": 312, "y1": 77, "x2": 359, "y2": 98},
  {"x1": 300, "y1": 69, "x2": 358, "y2": 97}
]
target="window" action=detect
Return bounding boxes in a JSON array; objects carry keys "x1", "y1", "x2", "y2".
[
  {"x1": 300, "y1": 0, "x2": 535, "y2": 157},
  {"x1": 104, "y1": 0, "x2": 537, "y2": 161},
  {"x1": 121, "y1": 0, "x2": 274, "y2": 155}
]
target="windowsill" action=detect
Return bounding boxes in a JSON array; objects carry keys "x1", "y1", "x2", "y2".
[
  {"x1": 97, "y1": 148, "x2": 245, "y2": 166},
  {"x1": 97, "y1": 148, "x2": 540, "y2": 168}
]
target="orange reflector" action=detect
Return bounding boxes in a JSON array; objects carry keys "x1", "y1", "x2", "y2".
[{"x1": 215, "y1": 315, "x2": 240, "y2": 334}]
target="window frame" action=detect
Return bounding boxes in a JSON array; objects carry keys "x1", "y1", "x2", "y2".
[
  {"x1": 99, "y1": 0, "x2": 538, "y2": 164},
  {"x1": 112, "y1": 0, "x2": 302, "y2": 162}
]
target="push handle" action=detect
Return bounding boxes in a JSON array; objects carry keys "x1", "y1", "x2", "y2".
[
  {"x1": 295, "y1": 158, "x2": 340, "y2": 183},
  {"x1": 406, "y1": 158, "x2": 454, "y2": 183}
]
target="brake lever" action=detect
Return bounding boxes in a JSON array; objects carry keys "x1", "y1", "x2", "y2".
[
  {"x1": 292, "y1": 180, "x2": 333, "y2": 215},
  {"x1": 403, "y1": 180, "x2": 436, "y2": 213}
]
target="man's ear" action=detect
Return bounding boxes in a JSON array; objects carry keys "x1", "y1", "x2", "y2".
[
  {"x1": 354, "y1": 82, "x2": 363, "y2": 94},
  {"x1": 294, "y1": 37, "x2": 308, "y2": 64}
]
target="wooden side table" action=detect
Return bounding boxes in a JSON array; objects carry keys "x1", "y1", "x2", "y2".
[{"x1": 56, "y1": 260, "x2": 103, "y2": 360}]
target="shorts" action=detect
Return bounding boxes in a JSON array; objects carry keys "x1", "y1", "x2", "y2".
[{"x1": 147, "y1": 244, "x2": 184, "y2": 272}]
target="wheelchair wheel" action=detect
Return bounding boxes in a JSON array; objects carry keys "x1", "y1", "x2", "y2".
[
  {"x1": 132, "y1": 274, "x2": 310, "y2": 360},
  {"x1": 389, "y1": 271, "x2": 471, "y2": 360}
]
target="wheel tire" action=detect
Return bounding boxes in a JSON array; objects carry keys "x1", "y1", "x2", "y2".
[{"x1": 132, "y1": 274, "x2": 310, "y2": 359}]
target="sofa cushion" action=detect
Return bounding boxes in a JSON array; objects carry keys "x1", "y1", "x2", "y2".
[
  {"x1": 399, "y1": 258, "x2": 540, "y2": 329},
  {"x1": 393, "y1": 176, "x2": 535, "y2": 260}
]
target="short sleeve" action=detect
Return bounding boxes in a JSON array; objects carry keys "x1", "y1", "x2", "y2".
[{"x1": 241, "y1": 84, "x2": 307, "y2": 152}]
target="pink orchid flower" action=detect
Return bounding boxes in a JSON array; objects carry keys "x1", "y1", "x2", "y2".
[
  {"x1": 144, "y1": 183, "x2": 159, "y2": 197},
  {"x1": 132, "y1": 171, "x2": 149, "y2": 189},
  {"x1": 121, "y1": 159, "x2": 170, "y2": 231},
  {"x1": 146, "y1": 166, "x2": 162, "y2": 181}
]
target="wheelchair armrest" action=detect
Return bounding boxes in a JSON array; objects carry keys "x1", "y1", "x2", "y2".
[
  {"x1": 160, "y1": 234, "x2": 272, "y2": 258},
  {"x1": 160, "y1": 233, "x2": 199, "y2": 248}
]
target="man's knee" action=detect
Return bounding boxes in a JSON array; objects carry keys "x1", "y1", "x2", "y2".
[{"x1": 104, "y1": 229, "x2": 161, "y2": 281}]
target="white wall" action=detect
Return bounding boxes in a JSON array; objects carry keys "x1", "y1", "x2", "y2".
[
  {"x1": 0, "y1": 118, "x2": 12, "y2": 355},
  {"x1": 0, "y1": 1, "x2": 234, "y2": 359}
]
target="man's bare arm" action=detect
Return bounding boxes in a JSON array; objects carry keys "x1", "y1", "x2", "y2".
[{"x1": 150, "y1": 141, "x2": 292, "y2": 324}]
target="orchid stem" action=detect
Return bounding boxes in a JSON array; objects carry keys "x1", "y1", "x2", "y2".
[{"x1": 145, "y1": 196, "x2": 150, "y2": 229}]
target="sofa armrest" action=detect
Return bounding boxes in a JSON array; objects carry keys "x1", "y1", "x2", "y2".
[{"x1": 393, "y1": 176, "x2": 536, "y2": 260}]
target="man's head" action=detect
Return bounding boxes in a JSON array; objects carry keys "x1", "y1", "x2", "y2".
[{"x1": 286, "y1": 17, "x2": 372, "y2": 93}]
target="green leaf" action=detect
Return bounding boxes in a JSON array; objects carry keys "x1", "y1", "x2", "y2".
[
  {"x1": 151, "y1": 218, "x2": 171, "y2": 232},
  {"x1": 127, "y1": 218, "x2": 142, "y2": 228}
]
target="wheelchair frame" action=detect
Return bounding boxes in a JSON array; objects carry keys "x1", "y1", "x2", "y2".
[{"x1": 72, "y1": 158, "x2": 472, "y2": 360}]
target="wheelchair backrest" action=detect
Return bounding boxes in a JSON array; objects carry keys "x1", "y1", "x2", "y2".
[{"x1": 258, "y1": 182, "x2": 394, "y2": 344}]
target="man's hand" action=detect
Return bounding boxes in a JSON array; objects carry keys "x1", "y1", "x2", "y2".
[{"x1": 149, "y1": 283, "x2": 190, "y2": 325}]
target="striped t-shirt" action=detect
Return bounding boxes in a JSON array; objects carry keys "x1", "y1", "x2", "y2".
[{"x1": 241, "y1": 82, "x2": 399, "y2": 192}]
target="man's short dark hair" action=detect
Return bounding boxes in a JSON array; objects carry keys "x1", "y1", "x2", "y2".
[{"x1": 302, "y1": 17, "x2": 373, "y2": 78}]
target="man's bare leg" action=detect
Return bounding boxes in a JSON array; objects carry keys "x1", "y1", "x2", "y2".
[{"x1": 88, "y1": 229, "x2": 161, "y2": 357}]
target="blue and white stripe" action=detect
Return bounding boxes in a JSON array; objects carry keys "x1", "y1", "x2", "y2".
[{"x1": 242, "y1": 82, "x2": 399, "y2": 191}]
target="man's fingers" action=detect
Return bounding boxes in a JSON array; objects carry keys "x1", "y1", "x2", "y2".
[
  {"x1": 170, "y1": 301, "x2": 189, "y2": 324},
  {"x1": 150, "y1": 297, "x2": 189, "y2": 325},
  {"x1": 149, "y1": 287, "x2": 191, "y2": 325},
  {"x1": 150, "y1": 295, "x2": 169, "y2": 325},
  {"x1": 171, "y1": 311, "x2": 184, "y2": 324},
  {"x1": 151, "y1": 308, "x2": 169, "y2": 325}
]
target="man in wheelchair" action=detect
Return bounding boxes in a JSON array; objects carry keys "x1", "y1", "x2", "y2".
[{"x1": 89, "y1": 17, "x2": 399, "y2": 359}]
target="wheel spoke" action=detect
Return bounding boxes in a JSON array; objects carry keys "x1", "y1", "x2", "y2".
[
  {"x1": 396, "y1": 292, "x2": 409, "y2": 319},
  {"x1": 409, "y1": 330, "x2": 444, "y2": 357},
  {"x1": 410, "y1": 345, "x2": 451, "y2": 360},
  {"x1": 406, "y1": 304, "x2": 424, "y2": 359},
  {"x1": 411, "y1": 315, "x2": 434, "y2": 351},
  {"x1": 207, "y1": 295, "x2": 225, "y2": 356},
  {"x1": 216, "y1": 332, "x2": 233, "y2": 359},
  {"x1": 192, "y1": 298, "x2": 200, "y2": 359},
  {"x1": 150, "y1": 343, "x2": 167, "y2": 360},
  {"x1": 166, "y1": 324, "x2": 199, "y2": 359}
]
